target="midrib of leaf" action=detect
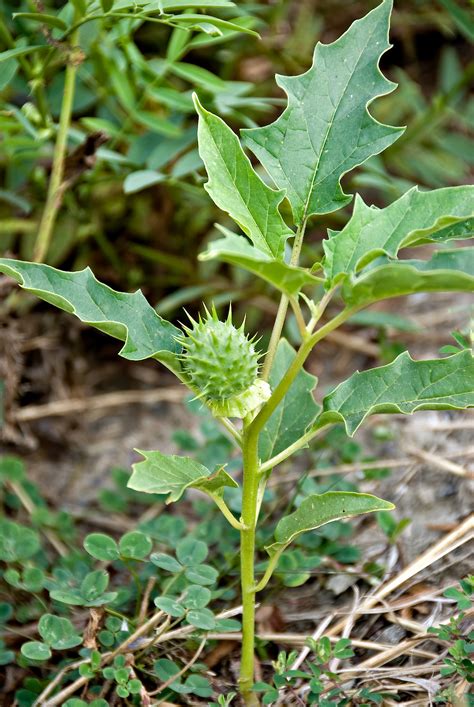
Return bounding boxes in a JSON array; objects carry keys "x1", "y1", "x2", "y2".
[
  {"x1": 207, "y1": 122, "x2": 275, "y2": 256},
  {"x1": 301, "y1": 19, "x2": 380, "y2": 223}
]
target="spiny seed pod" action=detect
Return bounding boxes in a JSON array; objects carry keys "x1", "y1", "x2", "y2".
[{"x1": 177, "y1": 307, "x2": 271, "y2": 418}]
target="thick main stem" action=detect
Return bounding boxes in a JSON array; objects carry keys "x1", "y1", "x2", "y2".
[
  {"x1": 239, "y1": 420, "x2": 260, "y2": 704},
  {"x1": 34, "y1": 29, "x2": 79, "y2": 262}
]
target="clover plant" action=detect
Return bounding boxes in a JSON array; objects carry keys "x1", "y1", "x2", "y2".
[{"x1": 1, "y1": 1, "x2": 473, "y2": 703}]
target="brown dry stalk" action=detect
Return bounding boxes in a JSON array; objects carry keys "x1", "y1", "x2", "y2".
[
  {"x1": 13, "y1": 387, "x2": 185, "y2": 421},
  {"x1": 271, "y1": 447, "x2": 474, "y2": 484}
]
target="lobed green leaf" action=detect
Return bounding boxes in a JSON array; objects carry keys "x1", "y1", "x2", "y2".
[
  {"x1": 267, "y1": 492, "x2": 394, "y2": 555},
  {"x1": 127, "y1": 450, "x2": 237, "y2": 503},
  {"x1": 0, "y1": 260, "x2": 181, "y2": 370},
  {"x1": 342, "y1": 248, "x2": 474, "y2": 307},
  {"x1": 194, "y1": 95, "x2": 293, "y2": 259},
  {"x1": 323, "y1": 186, "x2": 474, "y2": 283},
  {"x1": 319, "y1": 350, "x2": 474, "y2": 436},
  {"x1": 243, "y1": 0, "x2": 403, "y2": 223}
]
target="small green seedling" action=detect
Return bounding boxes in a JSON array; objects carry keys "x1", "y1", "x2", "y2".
[{"x1": 1, "y1": 1, "x2": 473, "y2": 703}]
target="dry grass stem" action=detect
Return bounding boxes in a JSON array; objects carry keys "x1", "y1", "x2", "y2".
[
  {"x1": 13, "y1": 387, "x2": 185, "y2": 421},
  {"x1": 271, "y1": 447, "x2": 474, "y2": 483},
  {"x1": 326, "y1": 514, "x2": 474, "y2": 637}
]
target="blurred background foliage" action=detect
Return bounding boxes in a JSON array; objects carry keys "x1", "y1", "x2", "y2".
[{"x1": 0, "y1": 0, "x2": 472, "y2": 322}]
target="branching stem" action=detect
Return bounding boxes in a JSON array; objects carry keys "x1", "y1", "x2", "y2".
[
  {"x1": 261, "y1": 219, "x2": 307, "y2": 381},
  {"x1": 259, "y1": 424, "x2": 330, "y2": 475},
  {"x1": 251, "y1": 308, "x2": 356, "y2": 441}
]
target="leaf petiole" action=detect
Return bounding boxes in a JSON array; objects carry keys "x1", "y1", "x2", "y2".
[
  {"x1": 210, "y1": 495, "x2": 246, "y2": 532},
  {"x1": 254, "y1": 548, "x2": 284, "y2": 593},
  {"x1": 259, "y1": 424, "x2": 330, "y2": 475}
]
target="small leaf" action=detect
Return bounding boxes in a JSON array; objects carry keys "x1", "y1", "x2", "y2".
[
  {"x1": 118, "y1": 531, "x2": 152, "y2": 560},
  {"x1": 128, "y1": 679, "x2": 143, "y2": 695},
  {"x1": 128, "y1": 450, "x2": 237, "y2": 503},
  {"x1": 0, "y1": 260, "x2": 181, "y2": 369},
  {"x1": 21, "y1": 641, "x2": 52, "y2": 661},
  {"x1": 170, "y1": 62, "x2": 227, "y2": 92},
  {"x1": 80, "y1": 570, "x2": 109, "y2": 602},
  {"x1": 341, "y1": 248, "x2": 474, "y2": 307},
  {"x1": 160, "y1": 1, "x2": 236, "y2": 9},
  {"x1": 194, "y1": 94, "x2": 293, "y2": 259},
  {"x1": 49, "y1": 589, "x2": 85, "y2": 606},
  {"x1": 123, "y1": 170, "x2": 165, "y2": 194},
  {"x1": 243, "y1": 0, "x2": 403, "y2": 222},
  {"x1": 443, "y1": 587, "x2": 472, "y2": 611},
  {"x1": 183, "y1": 673, "x2": 213, "y2": 698},
  {"x1": 200, "y1": 228, "x2": 321, "y2": 296},
  {"x1": 184, "y1": 564, "x2": 218, "y2": 586},
  {"x1": 176, "y1": 538, "x2": 208, "y2": 566},
  {"x1": 154, "y1": 658, "x2": 181, "y2": 682},
  {"x1": 100, "y1": 0, "x2": 114, "y2": 11},
  {"x1": 0, "y1": 519, "x2": 40, "y2": 562},
  {"x1": 186, "y1": 608, "x2": 216, "y2": 630},
  {"x1": 323, "y1": 186, "x2": 474, "y2": 283},
  {"x1": 38, "y1": 614, "x2": 82, "y2": 650},
  {"x1": 319, "y1": 350, "x2": 474, "y2": 436},
  {"x1": 23, "y1": 567, "x2": 45, "y2": 593},
  {"x1": 84, "y1": 534, "x2": 119, "y2": 562},
  {"x1": 150, "y1": 553, "x2": 182, "y2": 573},
  {"x1": 13, "y1": 12, "x2": 68, "y2": 30},
  {"x1": 259, "y1": 339, "x2": 320, "y2": 462},
  {"x1": 267, "y1": 492, "x2": 394, "y2": 555},
  {"x1": 0, "y1": 45, "x2": 50, "y2": 64},
  {"x1": 154, "y1": 597, "x2": 186, "y2": 617},
  {"x1": 183, "y1": 585, "x2": 211, "y2": 609},
  {"x1": 0, "y1": 456, "x2": 25, "y2": 482},
  {"x1": 171, "y1": 14, "x2": 258, "y2": 37}
]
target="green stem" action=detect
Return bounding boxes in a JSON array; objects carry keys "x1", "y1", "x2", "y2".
[
  {"x1": 261, "y1": 292, "x2": 289, "y2": 382},
  {"x1": 259, "y1": 424, "x2": 330, "y2": 475},
  {"x1": 250, "y1": 308, "x2": 356, "y2": 440},
  {"x1": 238, "y1": 308, "x2": 355, "y2": 703},
  {"x1": 33, "y1": 27, "x2": 80, "y2": 262},
  {"x1": 261, "y1": 220, "x2": 307, "y2": 381},
  {"x1": 238, "y1": 417, "x2": 261, "y2": 705}
]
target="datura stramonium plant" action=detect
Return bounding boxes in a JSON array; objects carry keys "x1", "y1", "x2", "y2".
[{"x1": 1, "y1": 0, "x2": 473, "y2": 704}]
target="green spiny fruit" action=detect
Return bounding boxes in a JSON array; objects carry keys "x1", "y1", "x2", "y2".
[
  {"x1": 177, "y1": 307, "x2": 270, "y2": 418},
  {"x1": 180, "y1": 307, "x2": 259, "y2": 400}
]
